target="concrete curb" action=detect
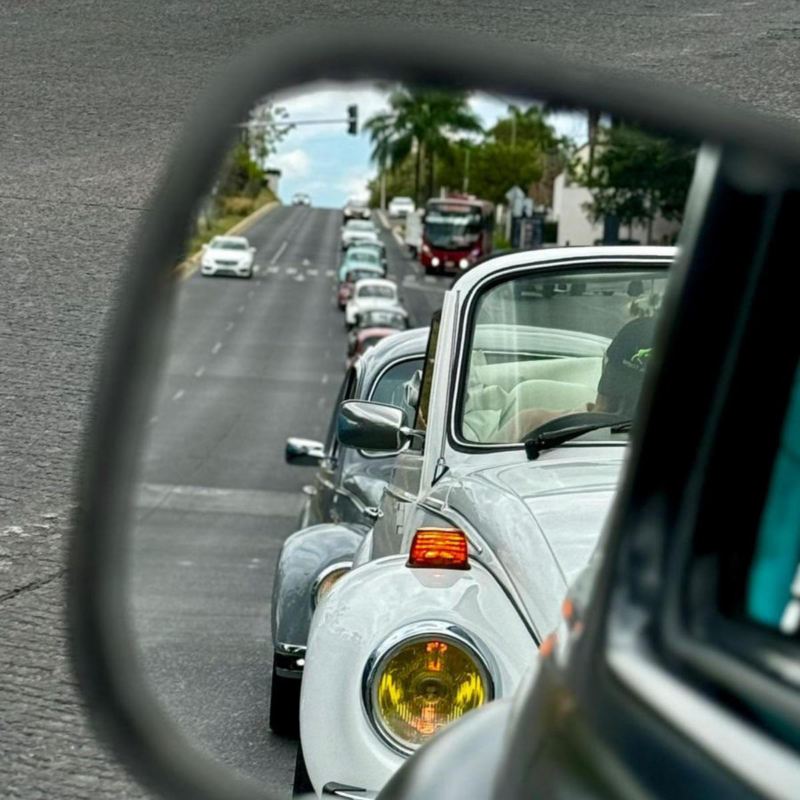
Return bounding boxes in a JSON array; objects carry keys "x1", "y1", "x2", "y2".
[{"x1": 173, "y1": 200, "x2": 281, "y2": 281}]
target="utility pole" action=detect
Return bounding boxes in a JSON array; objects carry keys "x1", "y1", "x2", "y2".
[
  {"x1": 380, "y1": 172, "x2": 386, "y2": 210},
  {"x1": 462, "y1": 147, "x2": 470, "y2": 194}
]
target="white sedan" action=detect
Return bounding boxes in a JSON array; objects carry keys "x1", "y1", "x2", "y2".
[
  {"x1": 388, "y1": 196, "x2": 415, "y2": 218},
  {"x1": 341, "y1": 219, "x2": 379, "y2": 250},
  {"x1": 344, "y1": 278, "x2": 407, "y2": 329},
  {"x1": 200, "y1": 235, "x2": 255, "y2": 279}
]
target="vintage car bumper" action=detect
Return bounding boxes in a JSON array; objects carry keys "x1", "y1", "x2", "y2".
[{"x1": 299, "y1": 555, "x2": 534, "y2": 796}]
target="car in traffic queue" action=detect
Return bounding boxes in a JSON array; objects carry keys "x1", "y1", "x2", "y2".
[
  {"x1": 388, "y1": 196, "x2": 415, "y2": 218},
  {"x1": 297, "y1": 246, "x2": 674, "y2": 798},
  {"x1": 339, "y1": 245, "x2": 387, "y2": 279},
  {"x1": 344, "y1": 278, "x2": 407, "y2": 330},
  {"x1": 199, "y1": 235, "x2": 256, "y2": 279},
  {"x1": 343, "y1": 197, "x2": 372, "y2": 221},
  {"x1": 344, "y1": 238, "x2": 388, "y2": 271},
  {"x1": 338, "y1": 264, "x2": 387, "y2": 310},
  {"x1": 341, "y1": 219, "x2": 379, "y2": 250},
  {"x1": 292, "y1": 192, "x2": 312, "y2": 206},
  {"x1": 270, "y1": 328, "x2": 429, "y2": 737},
  {"x1": 346, "y1": 309, "x2": 411, "y2": 368}
]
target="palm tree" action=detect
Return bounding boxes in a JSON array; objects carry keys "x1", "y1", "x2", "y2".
[{"x1": 365, "y1": 87, "x2": 483, "y2": 205}]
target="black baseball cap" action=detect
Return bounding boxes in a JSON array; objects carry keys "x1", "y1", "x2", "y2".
[{"x1": 597, "y1": 316, "x2": 656, "y2": 401}]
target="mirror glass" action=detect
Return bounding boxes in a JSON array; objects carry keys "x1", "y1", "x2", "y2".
[{"x1": 126, "y1": 79, "x2": 701, "y2": 796}]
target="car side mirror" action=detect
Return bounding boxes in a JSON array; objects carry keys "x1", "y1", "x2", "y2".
[
  {"x1": 337, "y1": 400, "x2": 422, "y2": 452},
  {"x1": 285, "y1": 437, "x2": 325, "y2": 465}
]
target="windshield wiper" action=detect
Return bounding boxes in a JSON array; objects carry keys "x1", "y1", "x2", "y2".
[{"x1": 522, "y1": 413, "x2": 633, "y2": 461}]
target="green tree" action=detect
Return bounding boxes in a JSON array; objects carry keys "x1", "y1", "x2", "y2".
[
  {"x1": 364, "y1": 87, "x2": 482, "y2": 205},
  {"x1": 576, "y1": 123, "x2": 696, "y2": 242}
]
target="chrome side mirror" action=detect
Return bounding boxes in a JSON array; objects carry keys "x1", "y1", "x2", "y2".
[
  {"x1": 285, "y1": 437, "x2": 325, "y2": 465},
  {"x1": 337, "y1": 400, "x2": 422, "y2": 452}
]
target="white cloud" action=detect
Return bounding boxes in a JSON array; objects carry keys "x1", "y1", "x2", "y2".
[
  {"x1": 337, "y1": 170, "x2": 373, "y2": 201},
  {"x1": 269, "y1": 148, "x2": 311, "y2": 178}
]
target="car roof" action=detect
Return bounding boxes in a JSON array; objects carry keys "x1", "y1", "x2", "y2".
[
  {"x1": 356, "y1": 326, "x2": 430, "y2": 390},
  {"x1": 354, "y1": 278, "x2": 396, "y2": 290},
  {"x1": 210, "y1": 235, "x2": 248, "y2": 244},
  {"x1": 344, "y1": 246, "x2": 381, "y2": 258}
]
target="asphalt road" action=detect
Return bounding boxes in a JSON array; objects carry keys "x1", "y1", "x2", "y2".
[
  {"x1": 127, "y1": 206, "x2": 446, "y2": 795},
  {"x1": 4, "y1": 3, "x2": 800, "y2": 799}
]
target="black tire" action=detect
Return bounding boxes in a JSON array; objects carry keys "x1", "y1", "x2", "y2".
[
  {"x1": 269, "y1": 664, "x2": 300, "y2": 738},
  {"x1": 292, "y1": 743, "x2": 314, "y2": 798}
]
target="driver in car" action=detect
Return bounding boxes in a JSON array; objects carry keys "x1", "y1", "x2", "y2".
[{"x1": 493, "y1": 292, "x2": 660, "y2": 443}]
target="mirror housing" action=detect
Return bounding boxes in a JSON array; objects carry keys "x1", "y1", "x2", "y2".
[
  {"x1": 285, "y1": 437, "x2": 325, "y2": 466},
  {"x1": 337, "y1": 400, "x2": 415, "y2": 452}
]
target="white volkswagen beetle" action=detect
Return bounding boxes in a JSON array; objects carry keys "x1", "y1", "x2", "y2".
[
  {"x1": 199, "y1": 234, "x2": 256, "y2": 278},
  {"x1": 344, "y1": 278, "x2": 407, "y2": 330},
  {"x1": 297, "y1": 246, "x2": 673, "y2": 797}
]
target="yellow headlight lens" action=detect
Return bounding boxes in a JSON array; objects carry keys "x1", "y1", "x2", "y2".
[{"x1": 372, "y1": 637, "x2": 490, "y2": 748}]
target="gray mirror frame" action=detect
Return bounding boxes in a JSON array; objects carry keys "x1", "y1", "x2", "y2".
[{"x1": 67, "y1": 21, "x2": 800, "y2": 800}]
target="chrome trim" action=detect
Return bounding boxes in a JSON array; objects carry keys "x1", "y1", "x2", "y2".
[
  {"x1": 311, "y1": 561, "x2": 353, "y2": 610},
  {"x1": 447, "y1": 255, "x2": 673, "y2": 452},
  {"x1": 275, "y1": 642, "x2": 307, "y2": 656},
  {"x1": 322, "y1": 784, "x2": 378, "y2": 799},
  {"x1": 361, "y1": 620, "x2": 496, "y2": 758},
  {"x1": 383, "y1": 483, "x2": 418, "y2": 503}
]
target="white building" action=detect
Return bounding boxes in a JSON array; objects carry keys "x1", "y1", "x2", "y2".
[{"x1": 551, "y1": 143, "x2": 680, "y2": 246}]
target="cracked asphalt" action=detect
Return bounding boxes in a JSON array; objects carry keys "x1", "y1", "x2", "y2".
[{"x1": 2, "y1": 1, "x2": 800, "y2": 798}]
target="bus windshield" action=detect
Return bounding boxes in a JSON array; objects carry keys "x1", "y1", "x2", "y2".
[{"x1": 424, "y1": 208, "x2": 483, "y2": 249}]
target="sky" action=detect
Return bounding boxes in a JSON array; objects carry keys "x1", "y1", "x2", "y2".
[{"x1": 260, "y1": 81, "x2": 587, "y2": 209}]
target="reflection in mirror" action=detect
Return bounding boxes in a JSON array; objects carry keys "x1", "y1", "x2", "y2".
[{"x1": 126, "y1": 79, "x2": 700, "y2": 797}]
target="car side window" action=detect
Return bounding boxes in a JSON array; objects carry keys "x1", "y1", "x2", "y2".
[
  {"x1": 370, "y1": 358, "x2": 425, "y2": 424},
  {"x1": 325, "y1": 367, "x2": 357, "y2": 457}
]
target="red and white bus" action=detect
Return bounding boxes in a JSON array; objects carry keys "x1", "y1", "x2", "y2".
[{"x1": 419, "y1": 196, "x2": 494, "y2": 276}]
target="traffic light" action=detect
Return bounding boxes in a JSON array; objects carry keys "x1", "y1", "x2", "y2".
[{"x1": 347, "y1": 104, "x2": 358, "y2": 135}]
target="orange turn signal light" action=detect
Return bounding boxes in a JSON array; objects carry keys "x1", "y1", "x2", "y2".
[{"x1": 407, "y1": 528, "x2": 469, "y2": 569}]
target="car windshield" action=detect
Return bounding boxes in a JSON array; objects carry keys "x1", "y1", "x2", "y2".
[
  {"x1": 458, "y1": 267, "x2": 669, "y2": 445},
  {"x1": 361, "y1": 310, "x2": 406, "y2": 328},
  {"x1": 345, "y1": 268, "x2": 381, "y2": 283},
  {"x1": 424, "y1": 209, "x2": 482, "y2": 249},
  {"x1": 346, "y1": 221, "x2": 374, "y2": 232},
  {"x1": 211, "y1": 238, "x2": 247, "y2": 251},
  {"x1": 358, "y1": 285, "x2": 395, "y2": 300},
  {"x1": 346, "y1": 250, "x2": 380, "y2": 265}
]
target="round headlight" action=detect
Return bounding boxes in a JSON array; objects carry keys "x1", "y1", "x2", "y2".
[
  {"x1": 458, "y1": 258, "x2": 469, "y2": 269},
  {"x1": 431, "y1": 257, "x2": 440, "y2": 267},
  {"x1": 312, "y1": 562, "x2": 351, "y2": 608},
  {"x1": 367, "y1": 631, "x2": 491, "y2": 751}
]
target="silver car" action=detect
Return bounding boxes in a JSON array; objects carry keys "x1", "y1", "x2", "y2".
[{"x1": 298, "y1": 246, "x2": 673, "y2": 796}]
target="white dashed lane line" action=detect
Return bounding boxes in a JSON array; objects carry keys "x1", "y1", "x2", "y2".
[
  {"x1": 286, "y1": 267, "x2": 297, "y2": 275},
  {"x1": 194, "y1": 366, "x2": 206, "y2": 378},
  {"x1": 307, "y1": 268, "x2": 318, "y2": 276},
  {"x1": 321, "y1": 374, "x2": 329, "y2": 385},
  {"x1": 211, "y1": 342, "x2": 222, "y2": 355},
  {"x1": 267, "y1": 266, "x2": 280, "y2": 274},
  {"x1": 172, "y1": 389, "x2": 185, "y2": 402},
  {"x1": 225, "y1": 321, "x2": 234, "y2": 332},
  {"x1": 270, "y1": 240, "x2": 288, "y2": 264}
]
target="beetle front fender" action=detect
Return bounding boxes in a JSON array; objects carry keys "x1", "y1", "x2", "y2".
[
  {"x1": 270, "y1": 523, "x2": 366, "y2": 655},
  {"x1": 299, "y1": 555, "x2": 535, "y2": 795}
]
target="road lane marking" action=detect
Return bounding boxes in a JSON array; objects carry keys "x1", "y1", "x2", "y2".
[
  {"x1": 294, "y1": 274, "x2": 305, "y2": 282},
  {"x1": 302, "y1": 258, "x2": 311, "y2": 266},
  {"x1": 286, "y1": 267, "x2": 297, "y2": 275},
  {"x1": 267, "y1": 266, "x2": 280, "y2": 274},
  {"x1": 172, "y1": 389, "x2": 185, "y2": 401},
  {"x1": 377, "y1": 210, "x2": 391, "y2": 229},
  {"x1": 194, "y1": 366, "x2": 206, "y2": 378},
  {"x1": 321, "y1": 373, "x2": 329, "y2": 384},
  {"x1": 317, "y1": 397, "x2": 326, "y2": 408},
  {"x1": 253, "y1": 264, "x2": 260, "y2": 273},
  {"x1": 325, "y1": 269, "x2": 335, "y2": 278},
  {"x1": 225, "y1": 321, "x2": 234, "y2": 332},
  {"x1": 248, "y1": 290, "x2": 254, "y2": 298},
  {"x1": 211, "y1": 342, "x2": 222, "y2": 355},
  {"x1": 424, "y1": 275, "x2": 436, "y2": 284},
  {"x1": 307, "y1": 268, "x2": 318, "y2": 276},
  {"x1": 237, "y1": 305, "x2": 245, "y2": 313},
  {"x1": 149, "y1": 416, "x2": 158, "y2": 425},
  {"x1": 392, "y1": 229, "x2": 405, "y2": 246},
  {"x1": 270, "y1": 240, "x2": 288, "y2": 264},
  {"x1": 135, "y1": 483, "x2": 306, "y2": 517}
]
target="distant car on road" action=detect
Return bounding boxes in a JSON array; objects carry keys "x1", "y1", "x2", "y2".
[
  {"x1": 343, "y1": 197, "x2": 372, "y2": 221},
  {"x1": 343, "y1": 238, "x2": 387, "y2": 270},
  {"x1": 388, "y1": 196, "x2": 415, "y2": 218},
  {"x1": 291, "y1": 192, "x2": 311, "y2": 206},
  {"x1": 344, "y1": 278, "x2": 407, "y2": 330},
  {"x1": 337, "y1": 264, "x2": 386, "y2": 309},
  {"x1": 200, "y1": 235, "x2": 255, "y2": 279},
  {"x1": 346, "y1": 326, "x2": 404, "y2": 369},
  {"x1": 341, "y1": 219, "x2": 379, "y2": 250},
  {"x1": 339, "y1": 245, "x2": 386, "y2": 277}
]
